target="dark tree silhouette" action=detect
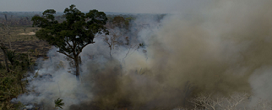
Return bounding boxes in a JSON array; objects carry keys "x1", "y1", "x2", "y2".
[{"x1": 32, "y1": 4, "x2": 108, "y2": 80}]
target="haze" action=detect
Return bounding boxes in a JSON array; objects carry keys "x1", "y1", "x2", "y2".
[{"x1": 0, "y1": 0, "x2": 210, "y2": 14}]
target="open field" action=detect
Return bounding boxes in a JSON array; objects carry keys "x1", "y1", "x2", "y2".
[{"x1": 0, "y1": 26, "x2": 51, "y2": 62}]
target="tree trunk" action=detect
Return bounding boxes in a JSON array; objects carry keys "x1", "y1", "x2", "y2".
[
  {"x1": 7, "y1": 31, "x2": 12, "y2": 50},
  {"x1": 74, "y1": 55, "x2": 80, "y2": 81},
  {"x1": 19, "y1": 74, "x2": 24, "y2": 93},
  {"x1": 110, "y1": 48, "x2": 112, "y2": 57},
  {"x1": 1, "y1": 46, "x2": 9, "y2": 72},
  {"x1": 8, "y1": 35, "x2": 12, "y2": 50}
]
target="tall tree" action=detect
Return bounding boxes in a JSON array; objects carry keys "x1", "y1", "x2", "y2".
[
  {"x1": 32, "y1": 4, "x2": 108, "y2": 80},
  {"x1": 0, "y1": 42, "x2": 9, "y2": 72}
]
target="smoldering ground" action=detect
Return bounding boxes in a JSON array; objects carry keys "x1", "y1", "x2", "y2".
[{"x1": 12, "y1": 0, "x2": 272, "y2": 109}]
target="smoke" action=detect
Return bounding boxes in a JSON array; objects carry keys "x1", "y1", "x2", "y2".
[{"x1": 12, "y1": 0, "x2": 272, "y2": 109}]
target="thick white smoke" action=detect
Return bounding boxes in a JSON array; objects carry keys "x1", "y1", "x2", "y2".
[{"x1": 12, "y1": 0, "x2": 272, "y2": 109}]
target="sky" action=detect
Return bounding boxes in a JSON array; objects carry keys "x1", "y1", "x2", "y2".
[{"x1": 0, "y1": 0, "x2": 210, "y2": 14}]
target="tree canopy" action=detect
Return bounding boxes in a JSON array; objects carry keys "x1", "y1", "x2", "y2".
[{"x1": 31, "y1": 4, "x2": 108, "y2": 79}]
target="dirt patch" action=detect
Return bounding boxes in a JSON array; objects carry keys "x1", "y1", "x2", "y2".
[{"x1": 18, "y1": 32, "x2": 35, "y2": 36}]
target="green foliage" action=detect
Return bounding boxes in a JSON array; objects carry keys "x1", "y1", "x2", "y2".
[
  {"x1": 112, "y1": 16, "x2": 130, "y2": 29},
  {"x1": 0, "y1": 75, "x2": 19, "y2": 108},
  {"x1": 12, "y1": 102, "x2": 25, "y2": 110},
  {"x1": 32, "y1": 4, "x2": 109, "y2": 79},
  {"x1": 28, "y1": 49, "x2": 40, "y2": 57},
  {"x1": 54, "y1": 98, "x2": 64, "y2": 109},
  {"x1": 0, "y1": 50, "x2": 36, "y2": 109},
  {"x1": 32, "y1": 4, "x2": 108, "y2": 58},
  {"x1": 6, "y1": 50, "x2": 16, "y2": 66},
  {"x1": 8, "y1": 52, "x2": 33, "y2": 71},
  {"x1": 0, "y1": 101, "x2": 25, "y2": 110}
]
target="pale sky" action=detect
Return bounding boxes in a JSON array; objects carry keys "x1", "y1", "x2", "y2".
[{"x1": 0, "y1": 0, "x2": 210, "y2": 14}]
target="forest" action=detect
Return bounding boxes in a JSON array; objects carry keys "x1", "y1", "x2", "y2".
[{"x1": 1, "y1": 1, "x2": 272, "y2": 110}]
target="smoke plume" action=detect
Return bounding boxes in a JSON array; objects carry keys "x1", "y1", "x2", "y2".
[{"x1": 13, "y1": 0, "x2": 272, "y2": 109}]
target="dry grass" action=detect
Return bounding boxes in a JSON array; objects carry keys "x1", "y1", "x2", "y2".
[
  {"x1": 8, "y1": 26, "x2": 40, "y2": 42},
  {"x1": 0, "y1": 26, "x2": 51, "y2": 62}
]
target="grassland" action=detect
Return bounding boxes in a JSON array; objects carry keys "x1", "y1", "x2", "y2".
[
  {"x1": 0, "y1": 26, "x2": 52, "y2": 110},
  {"x1": 0, "y1": 26, "x2": 51, "y2": 62}
]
